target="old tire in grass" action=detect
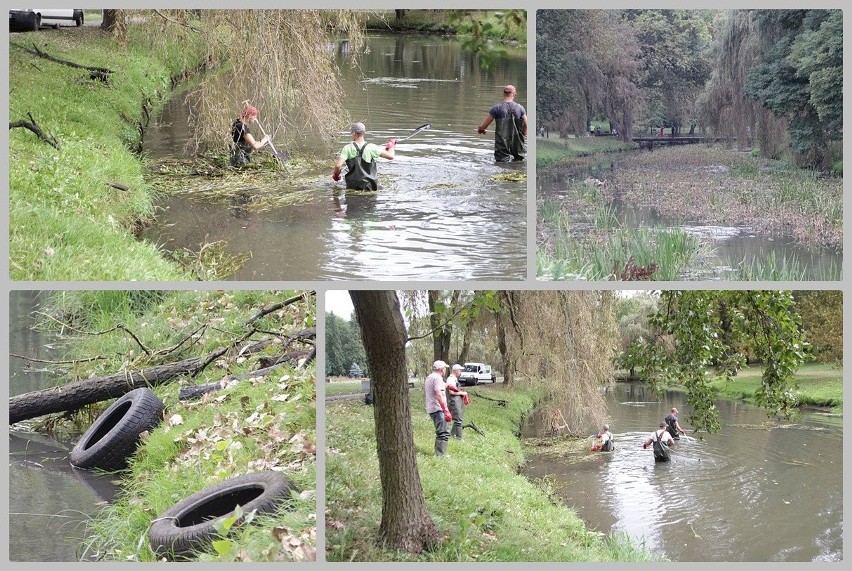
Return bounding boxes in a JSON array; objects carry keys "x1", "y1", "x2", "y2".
[
  {"x1": 148, "y1": 471, "x2": 298, "y2": 559},
  {"x1": 69, "y1": 387, "x2": 164, "y2": 471}
]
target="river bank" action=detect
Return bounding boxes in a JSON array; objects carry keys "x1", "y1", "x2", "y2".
[
  {"x1": 325, "y1": 385, "x2": 657, "y2": 562},
  {"x1": 365, "y1": 10, "x2": 526, "y2": 44},
  {"x1": 537, "y1": 140, "x2": 842, "y2": 281},
  {"x1": 8, "y1": 25, "x2": 206, "y2": 281},
  {"x1": 9, "y1": 290, "x2": 316, "y2": 561}
]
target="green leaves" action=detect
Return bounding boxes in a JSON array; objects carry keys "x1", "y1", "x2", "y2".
[{"x1": 621, "y1": 291, "x2": 808, "y2": 433}]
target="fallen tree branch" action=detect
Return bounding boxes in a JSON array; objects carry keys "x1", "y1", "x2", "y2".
[
  {"x1": 463, "y1": 421, "x2": 485, "y2": 436},
  {"x1": 9, "y1": 113, "x2": 60, "y2": 149},
  {"x1": 245, "y1": 292, "x2": 315, "y2": 326},
  {"x1": 178, "y1": 348, "x2": 313, "y2": 401},
  {"x1": 469, "y1": 392, "x2": 509, "y2": 407},
  {"x1": 14, "y1": 42, "x2": 113, "y2": 78},
  {"x1": 8, "y1": 337, "x2": 282, "y2": 424},
  {"x1": 9, "y1": 353, "x2": 107, "y2": 365}
]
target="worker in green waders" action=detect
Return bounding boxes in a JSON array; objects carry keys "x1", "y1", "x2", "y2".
[
  {"x1": 332, "y1": 122, "x2": 396, "y2": 190},
  {"x1": 477, "y1": 85, "x2": 528, "y2": 162}
]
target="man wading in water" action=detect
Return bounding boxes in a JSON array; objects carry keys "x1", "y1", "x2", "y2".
[
  {"x1": 332, "y1": 122, "x2": 396, "y2": 190},
  {"x1": 476, "y1": 85, "x2": 528, "y2": 162},
  {"x1": 231, "y1": 105, "x2": 271, "y2": 167}
]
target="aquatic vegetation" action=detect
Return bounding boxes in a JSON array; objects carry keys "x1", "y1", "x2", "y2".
[{"x1": 491, "y1": 171, "x2": 527, "y2": 182}]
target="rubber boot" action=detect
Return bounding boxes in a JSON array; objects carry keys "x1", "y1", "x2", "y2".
[
  {"x1": 451, "y1": 423, "x2": 463, "y2": 439},
  {"x1": 435, "y1": 438, "x2": 448, "y2": 457}
]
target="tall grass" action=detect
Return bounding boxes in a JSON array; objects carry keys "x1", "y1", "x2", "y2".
[
  {"x1": 9, "y1": 25, "x2": 201, "y2": 280},
  {"x1": 536, "y1": 138, "x2": 638, "y2": 170},
  {"x1": 537, "y1": 206, "x2": 711, "y2": 281}
]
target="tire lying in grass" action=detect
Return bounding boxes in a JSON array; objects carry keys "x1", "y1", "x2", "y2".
[
  {"x1": 148, "y1": 471, "x2": 299, "y2": 559},
  {"x1": 69, "y1": 387, "x2": 165, "y2": 471}
]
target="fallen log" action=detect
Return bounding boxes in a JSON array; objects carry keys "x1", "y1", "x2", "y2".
[
  {"x1": 9, "y1": 337, "x2": 285, "y2": 424},
  {"x1": 9, "y1": 112, "x2": 60, "y2": 149},
  {"x1": 14, "y1": 42, "x2": 113, "y2": 79}
]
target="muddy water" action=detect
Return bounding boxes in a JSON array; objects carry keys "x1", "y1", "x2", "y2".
[
  {"x1": 521, "y1": 383, "x2": 843, "y2": 561},
  {"x1": 538, "y1": 157, "x2": 842, "y2": 280},
  {"x1": 8, "y1": 291, "x2": 119, "y2": 561},
  {"x1": 142, "y1": 34, "x2": 527, "y2": 281}
]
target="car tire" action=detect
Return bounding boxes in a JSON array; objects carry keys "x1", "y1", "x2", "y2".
[
  {"x1": 28, "y1": 13, "x2": 41, "y2": 32},
  {"x1": 73, "y1": 10, "x2": 84, "y2": 26},
  {"x1": 69, "y1": 387, "x2": 165, "y2": 471},
  {"x1": 148, "y1": 471, "x2": 299, "y2": 560}
]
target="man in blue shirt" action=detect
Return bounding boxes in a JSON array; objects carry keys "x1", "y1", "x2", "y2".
[{"x1": 477, "y1": 85, "x2": 527, "y2": 162}]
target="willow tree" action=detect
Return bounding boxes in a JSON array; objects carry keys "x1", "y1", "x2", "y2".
[
  {"x1": 496, "y1": 291, "x2": 616, "y2": 435},
  {"x1": 134, "y1": 9, "x2": 365, "y2": 155},
  {"x1": 697, "y1": 10, "x2": 789, "y2": 155},
  {"x1": 621, "y1": 290, "x2": 808, "y2": 433}
]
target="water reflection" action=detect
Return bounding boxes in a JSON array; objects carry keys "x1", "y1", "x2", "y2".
[
  {"x1": 521, "y1": 383, "x2": 843, "y2": 561},
  {"x1": 143, "y1": 34, "x2": 528, "y2": 281}
]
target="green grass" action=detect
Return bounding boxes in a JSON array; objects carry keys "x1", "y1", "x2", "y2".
[
  {"x1": 536, "y1": 137, "x2": 638, "y2": 170},
  {"x1": 9, "y1": 25, "x2": 202, "y2": 280},
  {"x1": 326, "y1": 380, "x2": 363, "y2": 396},
  {"x1": 365, "y1": 10, "x2": 526, "y2": 43},
  {"x1": 708, "y1": 363, "x2": 843, "y2": 412},
  {"x1": 537, "y1": 202, "x2": 711, "y2": 281},
  {"x1": 26, "y1": 290, "x2": 317, "y2": 561},
  {"x1": 326, "y1": 385, "x2": 658, "y2": 562}
]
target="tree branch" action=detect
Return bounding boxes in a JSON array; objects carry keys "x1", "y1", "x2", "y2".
[{"x1": 9, "y1": 113, "x2": 60, "y2": 149}]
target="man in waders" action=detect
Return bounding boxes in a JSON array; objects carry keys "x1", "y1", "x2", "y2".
[
  {"x1": 665, "y1": 407, "x2": 687, "y2": 440},
  {"x1": 231, "y1": 105, "x2": 271, "y2": 167},
  {"x1": 424, "y1": 360, "x2": 452, "y2": 457},
  {"x1": 642, "y1": 421, "x2": 675, "y2": 462},
  {"x1": 591, "y1": 424, "x2": 614, "y2": 452},
  {"x1": 332, "y1": 122, "x2": 396, "y2": 190},
  {"x1": 446, "y1": 364, "x2": 470, "y2": 439},
  {"x1": 477, "y1": 85, "x2": 527, "y2": 162}
]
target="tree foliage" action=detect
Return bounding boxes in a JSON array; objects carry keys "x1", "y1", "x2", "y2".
[
  {"x1": 130, "y1": 9, "x2": 365, "y2": 155},
  {"x1": 620, "y1": 291, "x2": 808, "y2": 433},
  {"x1": 325, "y1": 312, "x2": 367, "y2": 377},
  {"x1": 793, "y1": 291, "x2": 842, "y2": 364}
]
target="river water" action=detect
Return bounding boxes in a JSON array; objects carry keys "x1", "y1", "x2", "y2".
[
  {"x1": 537, "y1": 157, "x2": 842, "y2": 280},
  {"x1": 8, "y1": 291, "x2": 119, "y2": 561},
  {"x1": 142, "y1": 34, "x2": 528, "y2": 281},
  {"x1": 521, "y1": 382, "x2": 843, "y2": 562}
]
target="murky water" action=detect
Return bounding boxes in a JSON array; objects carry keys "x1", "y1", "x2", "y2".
[
  {"x1": 521, "y1": 383, "x2": 843, "y2": 562},
  {"x1": 142, "y1": 34, "x2": 528, "y2": 280},
  {"x1": 8, "y1": 291, "x2": 119, "y2": 561},
  {"x1": 538, "y1": 156, "x2": 842, "y2": 280}
]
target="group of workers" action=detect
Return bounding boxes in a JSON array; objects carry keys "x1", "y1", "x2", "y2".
[
  {"x1": 592, "y1": 407, "x2": 687, "y2": 462},
  {"x1": 424, "y1": 360, "x2": 471, "y2": 457},
  {"x1": 230, "y1": 85, "x2": 528, "y2": 189}
]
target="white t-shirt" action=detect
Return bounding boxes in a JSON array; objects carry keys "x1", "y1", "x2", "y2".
[
  {"x1": 446, "y1": 373, "x2": 461, "y2": 391},
  {"x1": 424, "y1": 372, "x2": 447, "y2": 414},
  {"x1": 652, "y1": 429, "x2": 673, "y2": 443}
]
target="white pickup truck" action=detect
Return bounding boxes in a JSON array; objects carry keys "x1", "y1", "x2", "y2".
[{"x1": 458, "y1": 362, "x2": 496, "y2": 386}]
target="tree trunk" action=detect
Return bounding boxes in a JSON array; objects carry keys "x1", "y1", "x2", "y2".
[
  {"x1": 496, "y1": 291, "x2": 513, "y2": 385},
  {"x1": 350, "y1": 290, "x2": 441, "y2": 553},
  {"x1": 101, "y1": 10, "x2": 126, "y2": 40},
  {"x1": 10, "y1": 358, "x2": 203, "y2": 424},
  {"x1": 428, "y1": 291, "x2": 451, "y2": 364},
  {"x1": 9, "y1": 338, "x2": 282, "y2": 424}
]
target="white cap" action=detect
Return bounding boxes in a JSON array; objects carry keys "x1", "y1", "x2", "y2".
[
  {"x1": 432, "y1": 360, "x2": 449, "y2": 370},
  {"x1": 451, "y1": 364, "x2": 463, "y2": 372}
]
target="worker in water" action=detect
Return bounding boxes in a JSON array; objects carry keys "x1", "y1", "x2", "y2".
[
  {"x1": 591, "y1": 424, "x2": 614, "y2": 452},
  {"x1": 476, "y1": 85, "x2": 527, "y2": 162},
  {"x1": 332, "y1": 122, "x2": 396, "y2": 190}
]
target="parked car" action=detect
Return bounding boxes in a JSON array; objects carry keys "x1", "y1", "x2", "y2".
[
  {"x1": 10, "y1": 9, "x2": 83, "y2": 32},
  {"x1": 458, "y1": 363, "x2": 494, "y2": 386}
]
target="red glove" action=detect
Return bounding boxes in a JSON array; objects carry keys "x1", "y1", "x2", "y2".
[
  {"x1": 385, "y1": 138, "x2": 397, "y2": 151},
  {"x1": 477, "y1": 126, "x2": 487, "y2": 134},
  {"x1": 462, "y1": 394, "x2": 470, "y2": 406},
  {"x1": 332, "y1": 171, "x2": 341, "y2": 182},
  {"x1": 444, "y1": 411, "x2": 452, "y2": 422}
]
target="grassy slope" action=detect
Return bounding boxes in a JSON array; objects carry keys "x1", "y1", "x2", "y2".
[
  {"x1": 9, "y1": 25, "x2": 199, "y2": 280},
  {"x1": 30, "y1": 291, "x2": 317, "y2": 561},
  {"x1": 326, "y1": 385, "x2": 657, "y2": 562},
  {"x1": 708, "y1": 362, "x2": 843, "y2": 411}
]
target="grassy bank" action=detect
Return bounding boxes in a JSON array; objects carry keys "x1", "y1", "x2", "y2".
[
  {"x1": 326, "y1": 385, "x2": 656, "y2": 562},
  {"x1": 537, "y1": 144, "x2": 842, "y2": 281},
  {"x1": 22, "y1": 290, "x2": 316, "y2": 561},
  {"x1": 365, "y1": 10, "x2": 526, "y2": 44},
  {"x1": 536, "y1": 137, "x2": 638, "y2": 170},
  {"x1": 708, "y1": 363, "x2": 843, "y2": 413},
  {"x1": 9, "y1": 25, "x2": 203, "y2": 280}
]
